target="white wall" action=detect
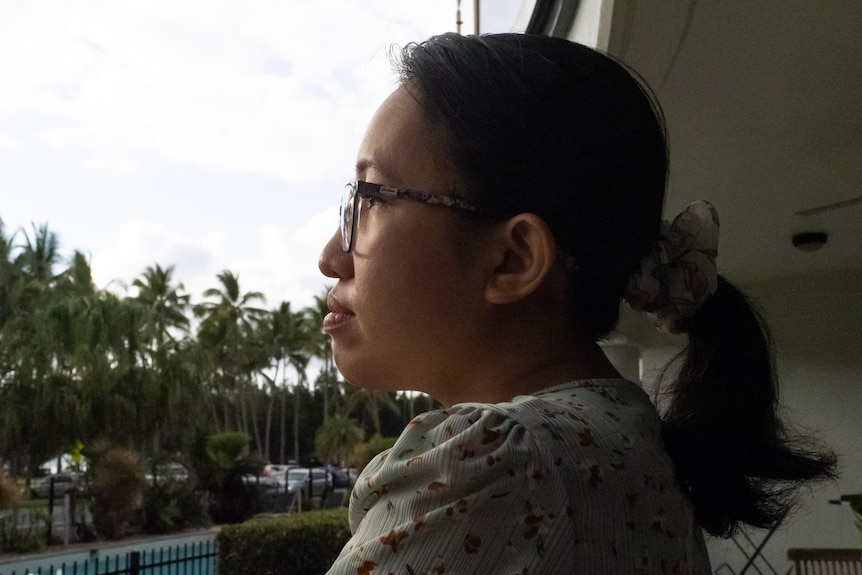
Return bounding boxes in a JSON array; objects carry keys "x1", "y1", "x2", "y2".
[
  {"x1": 568, "y1": 1, "x2": 861, "y2": 569},
  {"x1": 563, "y1": 0, "x2": 615, "y2": 50},
  {"x1": 616, "y1": 269, "x2": 862, "y2": 572}
]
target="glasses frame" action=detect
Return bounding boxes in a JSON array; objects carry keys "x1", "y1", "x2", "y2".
[{"x1": 340, "y1": 179, "x2": 495, "y2": 252}]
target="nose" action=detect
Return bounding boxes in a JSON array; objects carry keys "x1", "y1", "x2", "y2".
[{"x1": 319, "y1": 228, "x2": 352, "y2": 279}]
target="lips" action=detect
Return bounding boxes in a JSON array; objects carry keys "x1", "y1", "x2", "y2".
[{"x1": 323, "y1": 294, "x2": 355, "y2": 333}]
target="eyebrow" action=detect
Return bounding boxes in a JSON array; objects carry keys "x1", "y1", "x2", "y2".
[{"x1": 355, "y1": 158, "x2": 397, "y2": 183}]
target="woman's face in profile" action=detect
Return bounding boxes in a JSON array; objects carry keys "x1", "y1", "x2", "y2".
[{"x1": 318, "y1": 85, "x2": 490, "y2": 398}]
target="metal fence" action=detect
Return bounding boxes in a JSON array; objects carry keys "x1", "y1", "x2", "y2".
[{"x1": 2, "y1": 539, "x2": 217, "y2": 575}]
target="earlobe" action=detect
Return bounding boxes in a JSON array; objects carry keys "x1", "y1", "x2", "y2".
[{"x1": 485, "y1": 214, "x2": 557, "y2": 304}]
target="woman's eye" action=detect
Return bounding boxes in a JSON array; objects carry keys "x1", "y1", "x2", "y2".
[{"x1": 362, "y1": 195, "x2": 385, "y2": 208}]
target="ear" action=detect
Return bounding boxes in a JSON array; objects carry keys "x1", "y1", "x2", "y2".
[{"x1": 484, "y1": 213, "x2": 558, "y2": 305}]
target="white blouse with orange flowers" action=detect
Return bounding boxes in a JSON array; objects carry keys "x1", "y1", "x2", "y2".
[{"x1": 326, "y1": 379, "x2": 711, "y2": 575}]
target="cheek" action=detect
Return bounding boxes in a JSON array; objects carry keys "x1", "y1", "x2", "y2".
[
  {"x1": 357, "y1": 243, "x2": 436, "y2": 308},
  {"x1": 355, "y1": 211, "x2": 483, "y2": 327},
  {"x1": 357, "y1": 214, "x2": 451, "y2": 290}
]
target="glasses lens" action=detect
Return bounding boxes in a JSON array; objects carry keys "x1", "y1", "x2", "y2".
[{"x1": 341, "y1": 182, "x2": 356, "y2": 251}]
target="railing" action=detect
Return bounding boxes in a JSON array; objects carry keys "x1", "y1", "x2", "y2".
[
  {"x1": 2, "y1": 539, "x2": 217, "y2": 575},
  {"x1": 787, "y1": 548, "x2": 862, "y2": 575}
]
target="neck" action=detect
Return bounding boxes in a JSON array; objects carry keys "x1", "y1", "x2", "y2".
[{"x1": 431, "y1": 305, "x2": 623, "y2": 407}]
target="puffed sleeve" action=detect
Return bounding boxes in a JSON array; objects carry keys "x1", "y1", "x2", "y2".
[{"x1": 326, "y1": 404, "x2": 552, "y2": 575}]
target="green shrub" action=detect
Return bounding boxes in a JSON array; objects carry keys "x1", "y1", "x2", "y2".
[
  {"x1": 0, "y1": 471, "x2": 19, "y2": 509},
  {"x1": 315, "y1": 414, "x2": 365, "y2": 465},
  {"x1": 90, "y1": 447, "x2": 146, "y2": 539},
  {"x1": 195, "y1": 432, "x2": 266, "y2": 524},
  {"x1": 206, "y1": 432, "x2": 250, "y2": 468},
  {"x1": 143, "y1": 477, "x2": 211, "y2": 535},
  {"x1": 0, "y1": 506, "x2": 48, "y2": 553},
  {"x1": 218, "y1": 508, "x2": 350, "y2": 575},
  {"x1": 356, "y1": 435, "x2": 398, "y2": 468}
]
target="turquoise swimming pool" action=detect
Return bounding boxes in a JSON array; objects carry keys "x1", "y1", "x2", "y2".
[{"x1": 0, "y1": 530, "x2": 216, "y2": 575}]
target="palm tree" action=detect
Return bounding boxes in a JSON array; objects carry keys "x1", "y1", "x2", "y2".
[
  {"x1": 85, "y1": 292, "x2": 146, "y2": 449},
  {"x1": 260, "y1": 302, "x2": 309, "y2": 463},
  {"x1": 0, "y1": 222, "x2": 75, "y2": 475},
  {"x1": 314, "y1": 413, "x2": 364, "y2": 466},
  {"x1": 126, "y1": 263, "x2": 193, "y2": 455},
  {"x1": 0, "y1": 218, "x2": 20, "y2": 329},
  {"x1": 304, "y1": 290, "x2": 338, "y2": 420},
  {"x1": 344, "y1": 387, "x2": 401, "y2": 438},
  {"x1": 195, "y1": 270, "x2": 266, "y2": 332},
  {"x1": 132, "y1": 263, "x2": 190, "y2": 356},
  {"x1": 0, "y1": 232, "x2": 98, "y2": 476},
  {"x1": 16, "y1": 222, "x2": 61, "y2": 286},
  {"x1": 194, "y1": 270, "x2": 266, "y2": 433}
]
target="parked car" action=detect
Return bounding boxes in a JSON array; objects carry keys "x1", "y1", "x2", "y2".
[
  {"x1": 241, "y1": 473, "x2": 278, "y2": 493},
  {"x1": 285, "y1": 467, "x2": 328, "y2": 499},
  {"x1": 145, "y1": 462, "x2": 190, "y2": 484},
  {"x1": 267, "y1": 463, "x2": 299, "y2": 488},
  {"x1": 341, "y1": 467, "x2": 359, "y2": 487},
  {"x1": 329, "y1": 467, "x2": 351, "y2": 488},
  {"x1": 30, "y1": 473, "x2": 79, "y2": 498}
]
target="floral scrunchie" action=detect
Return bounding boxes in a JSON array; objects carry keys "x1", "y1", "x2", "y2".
[{"x1": 624, "y1": 201, "x2": 720, "y2": 334}]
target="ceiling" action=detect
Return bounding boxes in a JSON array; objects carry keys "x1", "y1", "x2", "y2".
[{"x1": 595, "y1": 0, "x2": 862, "y2": 285}]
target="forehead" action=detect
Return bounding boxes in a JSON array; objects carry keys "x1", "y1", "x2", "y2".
[{"x1": 356, "y1": 84, "x2": 453, "y2": 190}]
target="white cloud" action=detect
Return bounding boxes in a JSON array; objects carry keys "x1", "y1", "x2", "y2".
[
  {"x1": 231, "y1": 208, "x2": 336, "y2": 310},
  {"x1": 0, "y1": 132, "x2": 19, "y2": 150},
  {"x1": 0, "y1": 0, "x2": 524, "y2": 314},
  {"x1": 92, "y1": 220, "x2": 217, "y2": 295},
  {"x1": 0, "y1": 0, "x2": 456, "y2": 185},
  {"x1": 93, "y1": 208, "x2": 335, "y2": 311}
]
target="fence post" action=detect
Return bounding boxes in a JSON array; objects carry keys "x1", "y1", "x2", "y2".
[
  {"x1": 130, "y1": 550, "x2": 141, "y2": 575},
  {"x1": 63, "y1": 492, "x2": 71, "y2": 545},
  {"x1": 46, "y1": 475, "x2": 55, "y2": 546}
]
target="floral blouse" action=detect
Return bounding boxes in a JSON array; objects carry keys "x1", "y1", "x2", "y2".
[{"x1": 326, "y1": 379, "x2": 711, "y2": 574}]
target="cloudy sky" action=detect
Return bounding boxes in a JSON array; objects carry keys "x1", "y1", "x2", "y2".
[{"x1": 0, "y1": 0, "x2": 528, "y2": 310}]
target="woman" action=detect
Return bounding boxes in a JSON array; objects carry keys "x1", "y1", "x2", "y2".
[{"x1": 318, "y1": 33, "x2": 834, "y2": 574}]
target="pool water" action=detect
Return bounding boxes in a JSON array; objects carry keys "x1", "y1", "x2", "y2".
[{"x1": 0, "y1": 530, "x2": 216, "y2": 575}]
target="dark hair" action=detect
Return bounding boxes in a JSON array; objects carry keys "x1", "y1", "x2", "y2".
[
  {"x1": 397, "y1": 32, "x2": 835, "y2": 536},
  {"x1": 661, "y1": 276, "x2": 836, "y2": 536},
  {"x1": 397, "y1": 33, "x2": 667, "y2": 339}
]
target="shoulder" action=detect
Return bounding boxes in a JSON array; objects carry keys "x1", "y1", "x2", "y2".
[
  {"x1": 405, "y1": 378, "x2": 652, "y2": 438},
  {"x1": 341, "y1": 403, "x2": 561, "y2": 572},
  {"x1": 332, "y1": 382, "x2": 700, "y2": 574},
  {"x1": 362, "y1": 379, "x2": 656, "y2": 479},
  {"x1": 351, "y1": 379, "x2": 657, "y2": 513},
  {"x1": 345, "y1": 403, "x2": 535, "y2": 541},
  {"x1": 400, "y1": 402, "x2": 527, "y2": 451},
  {"x1": 358, "y1": 402, "x2": 533, "y2": 489}
]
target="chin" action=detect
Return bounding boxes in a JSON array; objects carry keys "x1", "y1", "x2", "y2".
[
  {"x1": 333, "y1": 360, "x2": 395, "y2": 393},
  {"x1": 346, "y1": 376, "x2": 399, "y2": 393}
]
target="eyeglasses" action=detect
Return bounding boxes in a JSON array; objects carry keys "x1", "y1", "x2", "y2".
[{"x1": 340, "y1": 179, "x2": 494, "y2": 252}]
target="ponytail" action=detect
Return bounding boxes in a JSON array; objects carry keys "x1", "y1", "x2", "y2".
[{"x1": 660, "y1": 276, "x2": 836, "y2": 536}]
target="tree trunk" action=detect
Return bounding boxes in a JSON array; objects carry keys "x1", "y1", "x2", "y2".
[
  {"x1": 152, "y1": 421, "x2": 161, "y2": 456},
  {"x1": 293, "y1": 384, "x2": 301, "y2": 464},
  {"x1": 237, "y1": 388, "x2": 247, "y2": 436},
  {"x1": 210, "y1": 393, "x2": 222, "y2": 433},
  {"x1": 280, "y1": 386, "x2": 287, "y2": 464},
  {"x1": 249, "y1": 388, "x2": 263, "y2": 456},
  {"x1": 322, "y1": 375, "x2": 329, "y2": 423},
  {"x1": 263, "y1": 392, "x2": 274, "y2": 462}
]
